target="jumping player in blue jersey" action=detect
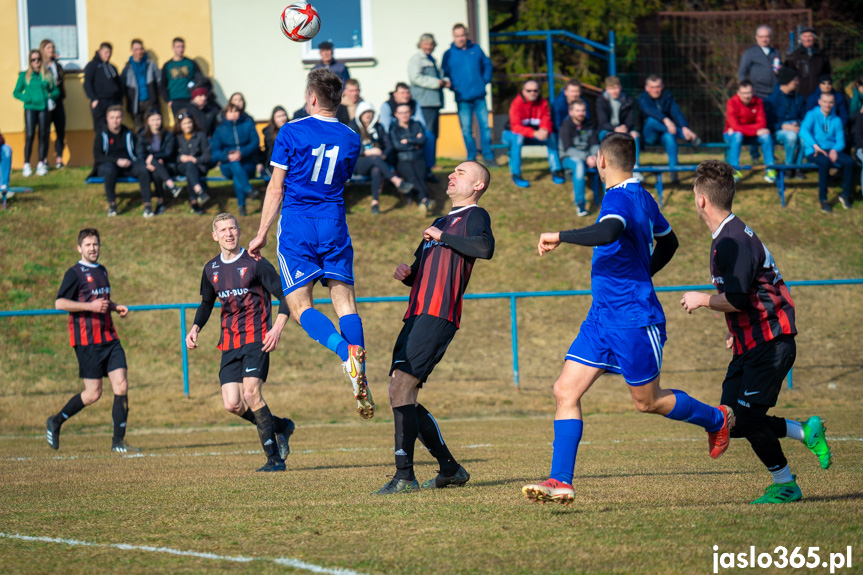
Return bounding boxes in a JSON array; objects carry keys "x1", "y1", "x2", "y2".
[
  {"x1": 249, "y1": 68, "x2": 374, "y2": 419},
  {"x1": 522, "y1": 133, "x2": 732, "y2": 505}
]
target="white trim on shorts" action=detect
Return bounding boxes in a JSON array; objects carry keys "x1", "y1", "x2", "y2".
[{"x1": 565, "y1": 354, "x2": 621, "y2": 371}]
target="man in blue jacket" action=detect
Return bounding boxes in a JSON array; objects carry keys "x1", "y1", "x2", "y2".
[
  {"x1": 800, "y1": 92, "x2": 854, "y2": 212},
  {"x1": 211, "y1": 102, "x2": 261, "y2": 216},
  {"x1": 805, "y1": 75, "x2": 849, "y2": 127},
  {"x1": 637, "y1": 75, "x2": 699, "y2": 179},
  {"x1": 442, "y1": 24, "x2": 494, "y2": 163},
  {"x1": 765, "y1": 67, "x2": 806, "y2": 169}
]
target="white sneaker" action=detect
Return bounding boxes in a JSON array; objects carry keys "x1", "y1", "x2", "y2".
[
  {"x1": 35, "y1": 162, "x2": 48, "y2": 176},
  {"x1": 343, "y1": 344, "x2": 374, "y2": 419},
  {"x1": 22, "y1": 163, "x2": 33, "y2": 177}
]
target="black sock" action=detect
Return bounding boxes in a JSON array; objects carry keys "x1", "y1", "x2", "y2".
[
  {"x1": 112, "y1": 394, "x2": 129, "y2": 442},
  {"x1": 272, "y1": 416, "x2": 288, "y2": 434},
  {"x1": 765, "y1": 415, "x2": 788, "y2": 439},
  {"x1": 239, "y1": 409, "x2": 256, "y2": 424},
  {"x1": 55, "y1": 393, "x2": 85, "y2": 426},
  {"x1": 393, "y1": 405, "x2": 419, "y2": 481},
  {"x1": 732, "y1": 409, "x2": 788, "y2": 471},
  {"x1": 253, "y1": 405, "x2": 279, "y2": 460},
  {"x1": 416, "y1": 404, "x2": 459, "y2": 475}
]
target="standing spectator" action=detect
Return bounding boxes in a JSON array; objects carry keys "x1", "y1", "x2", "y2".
[
  {"x1": 83, "y1": 43, "x2": 122, "y2": 131},
  {"x1": 849, "y1": 75, "x2": 863, "y2": 141},
  {"x1": 175, "y1": 109, "x2": 211, "y2": 215},
  {"x1": 391, "y1": 103, "x2": 434, "y2": 214},
  {"x1": 120, "y1": 39, "x2": 160, "y2": 133},
  {"x1": 188, "y1": 86, "x2": 221, "y2": 138},
  {"x1": 13, "y1": 49, "x2": 59, "y2": 177},
  {"x1": 0, "y1": 131, "x2": 11, "y2": 210},
  {"x1": 502, "y1": 80, "x2": 564, "y2": 188},
  {"x1": 312, "y1": 41, "x2": 350, "y2": 85},
  {"x1": 40, "y1": 39, "x2": 66, "y2": 169},
  {"x1": 161, "y1": 37, "x2": 203, "y2": 120},
  {"x1": 136, "y1": 109, "x2": 180, "y2": 213},
  {"x1": 211, "y1": 102, "x2": 260, "y2": 216},
  {"x1": 800, "y1": 92, "x2": 854, "y2": 212},
  {"x1": 379, "y1": 82, "x2": 436, "y2": 180},
  {"x1": 805, "y1": 76, "x2": 849, "y2": 127},
  {"x1": 786, "y1": 27, "x2": 831, "y2": 98},
  {"x1": 349, "y1": 101, "x2": 413, "y2": 214},
  {"x1": 90, "y1": 106, "x2": 153, "y2": 218},
  {"x1": 596, "y1": 75, "x2": 641, "y2": 175},
  {"x1": 552, "y1": 79, "x2": 591, "y2": 129},
  {"x1": 409, "y1": 33, "x2": 448, "y2": 146},
  {"x1": 263, "y1": 106, "x2": 289, "y2": 177},
  {"x1": 442, "y1": 23, "x2": 494, "y2": 163},
  {"x1": 766, "y1": 67, "x2": 806, "y2": 170},
  {"x1": 638, "y1": 75, "x2": 700, "y2": 180},
  {"x1": 342, "y1": 79, "x2": 362, "y2": 122},
  {"x1": 738, "y1": 25, "x2": 782, "y2": 100},
  {"x1": 559, "y1": 100, "x2": 599, "y2": 216},
  {"x1": 724, "y1": 80, "x2": 776, "y2": 183}
]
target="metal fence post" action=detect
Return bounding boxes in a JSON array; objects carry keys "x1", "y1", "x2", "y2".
[
  {"x1": 608, "y1": 30, "x2": 616, "y2": 77},
  {"x1": 510, "y1": 296, "x2": 519, "y2": 387},
  {"x1": 180, "y1": 306, "x2": 189, "y2": 398},
  {"x1": 546, "y1": 32, "x2": 555, "y2": 98}
]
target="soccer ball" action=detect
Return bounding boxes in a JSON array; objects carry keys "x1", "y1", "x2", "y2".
[{"x1": 280, "y1": 2, "x2": 321, "y2": 42}]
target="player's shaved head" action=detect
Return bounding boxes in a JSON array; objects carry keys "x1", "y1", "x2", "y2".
[
  {"x1": 307, "y1": 68, "x2": 343, "y2": 112},
  {"x1": 77, "y1": 228, "x2": 100, "y2": 245},
  {"x1": 465, "y1": 161, "x2": 491, "y2": 194},
  {"x1": 598, "y1": 132, "x2": 636, "y2": 172},
  {"x1": 693, "y1": 160, "x2": 735, "y2": 211},
  {"x1": 212, "y1": 213, "x2": 238, "y2": 232}
]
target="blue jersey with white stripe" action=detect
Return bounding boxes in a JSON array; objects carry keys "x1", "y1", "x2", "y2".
[
  {"x1": 270, "y1": 114, "x2": 361, "y2": 219},
  {"x1": 586, "y1": 178, "x2": 671, "y2": 328}
]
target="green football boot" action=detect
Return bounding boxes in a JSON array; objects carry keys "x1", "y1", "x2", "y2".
[
  {"x1": 801, "y1": 416, "x2": 832, "y2": 470},
  {"x1": 751, "y1": 476, "x2": 802, "y2": 504}
]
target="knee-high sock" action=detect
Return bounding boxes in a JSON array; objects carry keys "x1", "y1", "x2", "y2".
[
  {"x1": 54, "y1": 393, "x2": 85, "y2": 426},
  {"x1": 300, "y1": 308, "x2": 349, "y2": 361},
  {"x1": 549, "y1": 419, "x2": 583, "y2": 485},
  {"x1": 253, "y1": 405, "x2": 279, "y2": 460},
  {"x1": 338, "y1": 314, "x2": 365, "y2": 349},
  {"x1": 239, "y1": 408, "x2": 256, "y2": 424},
  {"x1": 393, "y1": 405, "x2": 419, "y2": 481},
  {"x1": 664, "y1": 389, "x2": 724, "y2": 432},
  {"x1": 416, "y1": 404, "x2": 458, "y2": 475},
  {"x1": 112, "y1": 394, "x2": 129, "y2": 442},
  {"x1": 240, "y1": 407, "x2": 288, "y2": 433}
]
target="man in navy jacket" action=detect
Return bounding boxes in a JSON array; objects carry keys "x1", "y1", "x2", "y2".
[
  {"x1": 637, "y1": 75, "x2": 699, "y2": 178},
  {"x1": 211, "y1": 103, "x2": 260, "y2": 216}
]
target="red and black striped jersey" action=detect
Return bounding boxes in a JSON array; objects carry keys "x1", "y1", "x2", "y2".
[
  {"x1": 200, "y1": 249, "x2": 283, "y2": 351},
  {"x1": 57, "y1": 261, "x2": 118, "y2": 347},
  {"x1": 710, "y1": 214, "x2": 797, "y2": 355},
  {"x1": 402, "y1": 205, "x2": 494, "y2": 327}
]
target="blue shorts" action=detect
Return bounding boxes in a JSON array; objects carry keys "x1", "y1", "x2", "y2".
[
  {"x1": 566, "y1": 320, "x2": 666, "y2": 385},
  {"x1": 276, "y1": 214, "x2": 354, "y2": 295}
]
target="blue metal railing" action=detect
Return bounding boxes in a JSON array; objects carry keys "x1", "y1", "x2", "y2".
[{"x1": 2, "y1": 279, "x2": 861, "y2": 395}]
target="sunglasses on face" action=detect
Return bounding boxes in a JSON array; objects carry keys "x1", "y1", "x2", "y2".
[
  {"x1": 524, "y1": 89, "x2": 539, "y2": 93},
  {"x1": 31, "y1": 58, "x2": 41, "y2": 62}
]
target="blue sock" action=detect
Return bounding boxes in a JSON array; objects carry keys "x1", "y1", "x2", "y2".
[
  {"x1": 665, "y1": 389, "x2": 724, "y2": 432},
  {"x1": 549, "y1": 419, "x2": 583, "y2": 485},
  {"x1": 300, "y1": 308, "x2": 349, "y2": 361},
  {"x1": 338, "y1": 314, "x2": 365, "y2": 348}
]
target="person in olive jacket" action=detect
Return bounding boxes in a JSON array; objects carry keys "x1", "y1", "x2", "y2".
[{"x1": 13, "y1": 49, "x2": 60, "y2": 177}]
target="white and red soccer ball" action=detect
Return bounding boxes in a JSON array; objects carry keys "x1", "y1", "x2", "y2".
[{"x1": 280, "y1": 2, "x2": 322, "y2": 43}]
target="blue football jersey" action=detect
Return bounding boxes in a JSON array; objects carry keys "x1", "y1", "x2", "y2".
[
  {"x1": 270, "y1": 115, "x2": 361, "y2": 219},
  {"x1": 586, "y1": 178, "x2": 671, "y2": 328}
]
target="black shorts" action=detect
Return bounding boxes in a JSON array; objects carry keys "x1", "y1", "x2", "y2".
[
  {"x1": 219, "y1": 342, "x2": 269, "y2": 385},
  {"x1": 720, "y1": 335, "x2": 796, "y2": 410},
  {"x1": 75, "y1": 339, "x2": 127, "y2": 379},
  {"x1": 390, "y1": 314, "x2": 458, "y2": 385}
]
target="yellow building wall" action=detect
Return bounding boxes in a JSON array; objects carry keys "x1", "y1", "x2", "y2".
[{"x1": 2, "y1": 0, "x2": 213, "y2": 168}]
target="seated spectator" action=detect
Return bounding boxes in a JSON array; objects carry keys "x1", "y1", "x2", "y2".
[
  {"x1": 349, "y1": 101, "x2": 414, "y2": 214},
  {"x1": 121, "y1": 39, "x2": 160, "y2": 133},
  {"x1": 766, "y1": 67, "x2": 806, "y2": 172},
  {"x1": 390, "y1": 103, "x2": 434, "y2": 214},
  {"x1": 502, "y1": 80, "x2": 564, "y2": 188},
  {"x1": 848, "y1": 75, "x2": 863, "y2": 140},
  {"x1": 13, "y1": 49, "x2": 59, "y2": 177},
  {"x1": 800, "y1": 92, "x2": 854, "y2": 212},
  {"x1": 0, "y1": 130, "x2": 11, "y2": 210},
  {"x1": 211, "y1": 102, "x2": 260, "y2": 216},
  {"x1": 312, "y1": 41, "x2": 350, "y2": 85},
  {"x1": 805, "y1": 75, "x2": 848, "y2": 126},
  {"x1": 226, "y1": 92, "x2": 263, "y2": 172},
  {"x1": 263, "y1": 106, "x2": 288, "y2": 177},
  {"x1": 855, "y1": 104, "x2": 863, "y2": 191},
  {"x1": 559, "y1": 100, "x2": 599, "y2": 216},
  {"x1": 175, "y1": 109, "x2": 211, "y2": 215},
  {"x1": 724, "y1": 80, "x2": 776, "y2": 183},
  {"x1": 189, "y1": 86, "x2": 221, "y2": 138},
  {"x1": 342, "y1": 79, "x2": 362, "y2": 122},
  {"x1": 379, "y1": 82, "x2": 437, "y2": 178},
  {"x1": 637, "y1": 75, "x2": 699, "y2": 180},
  {"x1": 89, "y1": 105, "x2": 153, "y2": 218},
  {"x1": 596, "y1": 75, "x2": 642, "y2": 177},
  {"x1": 552, "y1": 78, "x2": 590, "y2": 129},
  {"x1": 161, "y1": 37, "x2": 204, "y2": 121},
  {"x1": 136, "y1": 109, "x2": 180, "y2": 213},
  {"x1": 83, "y1": 42, "x2": 122, "y2": 130}
]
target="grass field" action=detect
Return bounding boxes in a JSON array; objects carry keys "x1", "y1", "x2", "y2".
[{"x1": 1, "y1": 153, "x2": 862, "y2": 574}]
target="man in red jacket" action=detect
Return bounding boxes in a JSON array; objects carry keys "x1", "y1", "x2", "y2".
[
  {"x1": 502, "y1": 80, "x2": 564, "y2": 188},
  {"x1": 724, "y1": 80, "x2": 776, "y2": 183}
]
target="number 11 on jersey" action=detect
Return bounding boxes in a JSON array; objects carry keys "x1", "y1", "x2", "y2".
[{"x1": 311, "y1": 144, "x2": 340, "y2": 185}]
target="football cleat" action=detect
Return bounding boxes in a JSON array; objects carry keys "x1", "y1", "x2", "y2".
[
  {"x1": 708, "y1": 405, "x2": 734, "y2": 459},
  {"x1": 750, "y1": 476, "x2": 802, "y2": 504},
  {"x1": 802, "y1": 416, "x2": 832, "y2": 470},
  {"x1": 46, "y1": 417, "x2": 61, "y2": 450},
  {"x1": 373, "y1": 477, "x2": 419, "y2": 495},
  {"x1": 522, "y1": 478, "x2": 575, "y2": 505},
  {"x1": 421, "y1": 466, "x2": 470, "y2": 489},
  {"x1": 343, "y1": 344, "x2": 374, "y2": 419},
  {"x1": 256, "y1": 458, "x2": 286, "y2": 472},
  {"x1": 276, "y1": 418, "x2": 295, "y2": 460},
  {"x1": 111, "y1": 440, "x2": 142, "y2": 453}
]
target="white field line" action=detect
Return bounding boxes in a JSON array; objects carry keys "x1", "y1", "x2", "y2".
[{"x1": 0, "y1": 532, "x2": 366, "y2": 575}]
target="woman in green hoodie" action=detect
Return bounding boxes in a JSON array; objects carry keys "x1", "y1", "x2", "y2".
[{"x1": 13, "y1": 49, "x2": 59, "y2": 177}]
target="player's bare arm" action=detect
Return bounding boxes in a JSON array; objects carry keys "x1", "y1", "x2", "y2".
[
  {"x1": 185, "y1": 324, "x2": 200, "y2": 350},
  {"x1": 262, "y1": 313, "x2": 289, "y2": 353},
  {"x1": 56, "y1": 298, "x2": 109, "y2": 314},
  {"x1": 537, "y1": 232, "x2": 561, "y2": 256},
  {"x1": 250, "y1": 167, "x2": 286, "y2": 260},
  {"x1": 680, "y1": 291, "x2": 742, "y2": 314}
]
